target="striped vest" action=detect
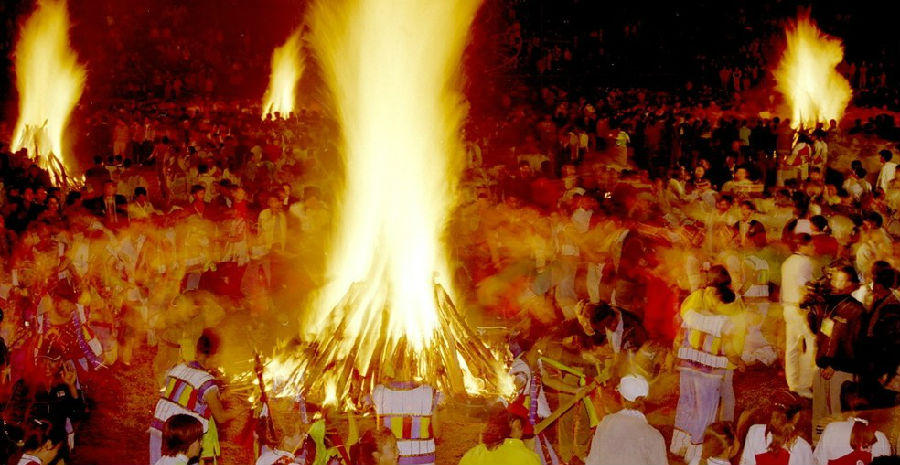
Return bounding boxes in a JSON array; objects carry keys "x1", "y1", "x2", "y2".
[
  {"x1": 743, "y1": 255, "x2": 770, "y2": 300},
  {"x1": 677, "y1": 309, "x2": 731, "y2": 374},
  {"x1": 150, "y1": 362, "x2": 218, "y2": 433},
  {"x1": 373, "y1": 383, "x2": 437, "y2": 465}
]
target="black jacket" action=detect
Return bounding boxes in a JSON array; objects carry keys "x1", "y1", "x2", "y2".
[{"x1": 810, "y1": 293, "x2": 866, "y2": 373}]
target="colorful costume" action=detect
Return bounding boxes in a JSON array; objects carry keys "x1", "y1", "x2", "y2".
[
  {"x1": 670, "y1": 288, "x2": 745, "y2": 463},
  {"x1": 149, "y1": 362, "x2": 221, "y2": 465},
  {"x1": 373, "y1": 382, "x2": 440, "y2": 465}
]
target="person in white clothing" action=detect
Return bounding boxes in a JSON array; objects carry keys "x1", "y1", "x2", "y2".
[
  {"x1": 813, "y1": 418, "x2": 891, "y2": 465},
  {"x1": 781, "y1": 234, "x2": 816, "y2": 398},
  {"x1": 876, "y1": 150, "x2": 897, "y2": 192},
  {"x1": 584, "y1": 374, "x2": 667, "y2": 465},
  {"x1": 739, "y1": 399, "x2": 813, "y2": 465}
]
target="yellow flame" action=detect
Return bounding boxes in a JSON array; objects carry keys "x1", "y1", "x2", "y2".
[
  {"x1": 11, "y1": 0, "x2": 85, "y2": 180},
  {"x1": 458, "y1": 352, "x2": 484, "y2": 394},
  {"x1": 323, "y1": 376, "x2": 338, "y2": 408},
  {"x1": 774, "y1": 12, "x2": 852, "y2": 129},
  {"x1": 496, "y1": 364, "x2": 517, "y2": 400},
  {"x1": 305, "y1": 0, "x2": 481, "y2": 383},
  {"x1": 262, "y1": 30, "x2": 305, "y2": 119}
]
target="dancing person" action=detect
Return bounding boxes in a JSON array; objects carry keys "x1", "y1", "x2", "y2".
[
  {"x1": 372, "y1": 355, "x2": 443, "y2": 465},
  {"x1": 670, "y1": 265, "x2": 746, "y2": 464},
  {"x1": 781, "y1": 234, "x2": 816, "y2": 398},
  {"x1": 507, "y1": 335, "x2": 561, "y2": 465},
  {"x1": 149, "y1": 330, "x2": 236, "y2": 465}
]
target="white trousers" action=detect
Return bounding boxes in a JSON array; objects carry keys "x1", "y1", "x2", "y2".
[{"x1": 784, "y1": 305, "x2": 816, "y2": 395}]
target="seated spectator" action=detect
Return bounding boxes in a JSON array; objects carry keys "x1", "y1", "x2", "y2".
[
  {"x1": 458, "y1": 406, "x2": 540, "y2": 465},
  {"x1": 813, "y1": 418, "x2": 891, "y2": 465},
  {"x1": 585, "y1": 374, "x2": 667, "y2": 465},
  {"x1": 155, "y1": 414, "x2": 203, "y2": 465},
  {"x1": 694, "y1": 422, "x2": 740, "y2": 465},
  {"x1": 739, "y1": 396, "x2": 813, "y2": 465},
  {"x1": 11, "y1": 418, "x2": 66, "y2": 465},
  {"x1": 346, "y1": 428, "x2": 399, "y2": 465}
]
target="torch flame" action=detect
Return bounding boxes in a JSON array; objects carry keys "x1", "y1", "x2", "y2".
[
  {"x1": 774, "y1": 12, "x2": 852, "y2": 129},
  {"x1": 11, "y1": 0, "x2": 85, "y2": 181},
  {"x1": 262, "y1": 30, "x2": 305, "y2": 119},
  {"x1": 300, "y1": 0, "x2": 504, "y2": 404}
]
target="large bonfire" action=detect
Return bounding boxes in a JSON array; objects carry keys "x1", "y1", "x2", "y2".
[
  {"x1": 262, "y1": 29, "x2": 305, "y2": 119},
  {"x1": 774, "y1": 12, "x2": 852, "y2": 129},
  {"x1": 302, "y1": 0, "x2": 507, "y2": 405},
  {"x1": 11, "y1": 0, "x2": 85, "y2": 184}
]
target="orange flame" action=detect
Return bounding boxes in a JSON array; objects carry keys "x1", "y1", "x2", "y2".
[
  {"x1": 262, "y1": 29, "x2": 305, "y2": 119},
  {"x1": 11, "y1": 0, "x2": 85, "y2": 182},
  {"x1": 774, "y1": 12, "x2": 852, "y2": 129}
]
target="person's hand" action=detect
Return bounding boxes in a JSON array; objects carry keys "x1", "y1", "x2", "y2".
[
  {"x1": 821, "y1": 367, "x2": 834, "y2": 380},
  {"x1": 61, "y1": 361, "x2": 79, "y2": 397}
]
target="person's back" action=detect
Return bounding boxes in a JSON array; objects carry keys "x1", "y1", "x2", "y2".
[
  {"x1": 586, "y1": 409, "x2": 667, "y2": 465},
  {"x1": 814, "y1": 419, "x2": 891, "y2": 465},
  {"x1": 459, "y1": 438, "x2": 540, "y2": 465}
]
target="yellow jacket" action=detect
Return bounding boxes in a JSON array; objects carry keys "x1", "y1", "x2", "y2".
[{"x1": 458, "y1": 439, "x2": 541, "y2": 465}]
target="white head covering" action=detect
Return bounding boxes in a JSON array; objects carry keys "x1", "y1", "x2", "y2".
[{"x1": 617, "y1": 374, "x2": 649, "y2": 402}]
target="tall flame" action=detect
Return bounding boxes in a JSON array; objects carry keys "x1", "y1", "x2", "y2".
[
  {"x1": 11, "y1": 0, "x2": 85, "y2": 179},
  {"x1": 262, "y1": 30, "x2": 305, "y2": 119},
  {"x1": 304, "y1": 0, "x2": 486, "y2": 395},
  {"x1": 774, "y1": 13, "x2": 852, "y2": 129}
]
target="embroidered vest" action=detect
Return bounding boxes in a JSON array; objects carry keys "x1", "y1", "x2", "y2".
[
  {"x1": 677, "y1": 309, "x2": 730, "y2": 374},
  {"x1": 151, "y1": 362, "x2": 217, "y2": 432}
]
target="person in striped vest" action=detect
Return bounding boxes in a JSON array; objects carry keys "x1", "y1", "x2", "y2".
[
  {"x1": 149, "y1": 329, "x2": 235, "y2": 465},
  {"x1": 670, "y1": 265, "x2": 746, "y2": 464},
  {"x1": 372, "y1": 358, "x2": 443, "y2": 465}
]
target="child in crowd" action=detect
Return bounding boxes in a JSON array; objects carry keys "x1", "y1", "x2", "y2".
[{"x1": 155, "y1": 414, "x2": 203, "y2": 465}]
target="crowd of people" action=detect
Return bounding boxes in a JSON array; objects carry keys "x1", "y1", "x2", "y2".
[{"x1": 0, "y1": 89, "x2": 898, "y2": 465}]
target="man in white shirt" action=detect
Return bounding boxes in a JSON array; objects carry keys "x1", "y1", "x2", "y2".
[
  {"x1": 781, "y1": 234, "x2": 815, "y2": 398},
  {"x1": 876, "y1": 149, "x2": 897, "y2": 192}
]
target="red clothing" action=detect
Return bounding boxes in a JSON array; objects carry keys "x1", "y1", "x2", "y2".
[
  {"x1": 643, "y1": 272, "x2": 678, "y2": 342},
  {"x1": 812, "y1": 234, "x2": 840, "y2": 257},
  {"x1": 828, "y1": 450, "x2": 872, "y2": 465},
  {"x1": 756, "y1": 448, "x2": 790, "y2": 465}
]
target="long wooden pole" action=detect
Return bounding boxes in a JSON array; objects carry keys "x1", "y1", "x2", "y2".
[{"x1": 534, "y1": 379, "x2": 600, "y2": 434}]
